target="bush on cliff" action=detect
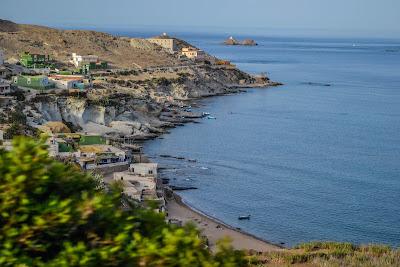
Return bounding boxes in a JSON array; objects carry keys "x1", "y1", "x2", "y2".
[{"x1": 0, "y1": 137, "x2": 246, "y2": 267}]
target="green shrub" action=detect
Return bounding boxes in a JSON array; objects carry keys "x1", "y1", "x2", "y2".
[{"x1": 0, "y1": 137, "x2": 246, "y2": 266}]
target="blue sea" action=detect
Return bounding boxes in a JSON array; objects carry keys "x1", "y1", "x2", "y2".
[{"x1": 120, "y1": 31, "x2": 400, "y2": 247}]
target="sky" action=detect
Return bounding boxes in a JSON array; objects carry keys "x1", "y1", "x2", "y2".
[{"x1": 1, "y1": 0, "x2": 400, "y2": 38}]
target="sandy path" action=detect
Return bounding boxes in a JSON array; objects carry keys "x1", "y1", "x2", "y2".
[{"x1": 166, "y1": 194, "x2": 282, "y2": 252}]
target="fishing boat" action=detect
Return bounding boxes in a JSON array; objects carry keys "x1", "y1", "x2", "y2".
[{"x1": 238, "y1": 215, "x2": 251, "y2": 220}]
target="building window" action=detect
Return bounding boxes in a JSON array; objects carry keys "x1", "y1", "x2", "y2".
[{"x1": 149, "y1": 170, "x2": 153, "y2": 174}]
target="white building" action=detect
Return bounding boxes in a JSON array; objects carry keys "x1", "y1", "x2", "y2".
[
  {"x1": 114, "y1": 172, "x2": 157, "y2": 201},
  {"x1": 77, "y1": 145, "x2": 128, "y2": 170},
  {"x1": 147, "y1": 33, "x2": 177, "y2": 53},
  {"x1": 71, "y1": 53, "x2": 98, "y2": 67},
  {"x1": 113, "y1": 171, "x2": 165, "y2": 211},
  {"x1": 0, "y1": 79, "x2": 11, "y2": 95},
  {"x1": 129, "y1": 163, "x2": 158, "y2": 177},
  {"x1": 181, "y1": 47, "x2": 205, "y2": 60},
  {"x1": 48, "y1": 75, "x2": 85, "y2": 89}
]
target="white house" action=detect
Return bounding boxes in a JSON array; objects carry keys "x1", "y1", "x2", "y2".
[
  {"x1": 129, "y1": 163, "x2": 158, "y2": 177},
  {"x1": 181, "y1": 47, "x2": 205, "y2": 60},
  {"x1": 48, "y1": 75, "x2": 85, "y2": 89},
  {"x1": 114, "y1": 172, "x2": 157, "y2": 200},
  {"x1": 0, "y1": 79, "x2": 11, "y2": 95},
  {"x1": 113, "y1": 171, "x2": 165, "y2": 210},
  {"x1": 71, "y1": 53, "x2": 98, "y2": 67},
  {"x1": 147, "y1": 33, "x2": 177, "y2": 53},
  {"x1": 77, "y1": 144, "x2": 128, "y2": 170}
]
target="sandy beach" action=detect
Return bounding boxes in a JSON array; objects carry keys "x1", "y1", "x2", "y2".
[{"x1": 166, "y1": 193, "x2": 282, "y2": 252}]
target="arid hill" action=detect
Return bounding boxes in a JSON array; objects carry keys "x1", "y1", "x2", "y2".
[{"x1": 0, "y1": 19, "x2": 181, "y2": 68}]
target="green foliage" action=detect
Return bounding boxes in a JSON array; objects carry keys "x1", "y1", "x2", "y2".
[{"x1": 0, "y1": 137, "x2": 247, "y2": 266}]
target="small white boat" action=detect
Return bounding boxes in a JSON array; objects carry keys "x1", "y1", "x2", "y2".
[
  {"x1": 202, "y1": 112, "x2": 210, "y2": 116},
  {"x1": 207, "y1": 116, "x2": 216, "y2": 120}
]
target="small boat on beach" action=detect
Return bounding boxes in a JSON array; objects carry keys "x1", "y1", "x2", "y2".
[{"x1": 238, "y1": 215, "x2": 251, "y2": 220}]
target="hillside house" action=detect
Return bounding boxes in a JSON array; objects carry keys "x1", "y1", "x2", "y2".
[
  {"x1": 0, "y1": 79, "x2": 11, "y2": 95},
  {"x1": 12, "y1": 75, "x2": 54, "y2": 90},
  {"x1": 181, "y1": 47, "x2": 205, "y2": 60},
  {"x1": 147, "y1": 33, "x2": 177, "y2": 53},
  {"x1": 48, "y1": 74, "x2": 85, "y2": 90},
  {"x1": 129, "y1": 163, "x2": 158, "y2": 177},
  {"x1": 113, "y1": 171, "x2": 165, "y2": 211},
  {"x1": 77, "y1": 144, "x2": 128, "y2": 170},
  {"x1": 20, "y1": 52, "x2": 53, "y2": 69},
  {"x1": 114, "y1": 172, "x2": 157, "y2": 201},
  {"x1": 72, "y1": 53, "x2": 98, "y2": 67},
  {"x1": 0, "y1": 66, "x2": 9, "y2": 78}
]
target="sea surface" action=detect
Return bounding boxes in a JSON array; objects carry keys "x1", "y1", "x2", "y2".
[{"x1": 119, "y1": 31, "x2": 400, "y2": 247}]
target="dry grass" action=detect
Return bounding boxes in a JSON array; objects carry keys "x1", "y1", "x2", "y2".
[{"x1": 246, "y1": 242, "x2": 400, "y2": 266}]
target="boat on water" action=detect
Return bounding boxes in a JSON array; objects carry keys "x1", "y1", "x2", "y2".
[
  {"x1": 207, "y1": 116, "x2": 216, "y2": 120},
  {"x1": 238, "y1": 215, "x2": 251, "y2": 220},
  {"x1": 202, "y1": 112, "x2": 210, "y2": 116}
]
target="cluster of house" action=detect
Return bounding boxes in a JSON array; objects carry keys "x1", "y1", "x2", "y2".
[
  {"x1": 1, "y1": 120, "x2": 165, "y2": 211},
  {"x1": 43, "y1": 122, "x2": 131, "y2": 172},
  {"x1": 145, "y1": 33, "x2": 206, "y2": 60},
  {"x1": 0, "y1": 50, "x2": 108, "y2": 94},
  {"x1": 44, "y1": 122, "x2": 165, "y2": 211}
]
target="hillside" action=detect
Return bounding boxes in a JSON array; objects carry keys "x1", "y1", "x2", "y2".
[{"x1": 0, "y1": 19, "x2": 179, "y2": 68}]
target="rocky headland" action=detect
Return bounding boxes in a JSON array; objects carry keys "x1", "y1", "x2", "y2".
[{"x1": 0, "y1": 19, "x2": 278, "y2": 140}]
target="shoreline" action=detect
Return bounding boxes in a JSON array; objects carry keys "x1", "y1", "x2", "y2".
[
  {"x1": 143, "y1": 84, "x2": 285, "y2": 252},
  {"x1": 166, "y1": 192, "x2": 283, "y2": 252}
]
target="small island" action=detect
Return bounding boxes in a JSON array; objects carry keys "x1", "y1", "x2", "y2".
[{"x1": 224, "y1": 36, "x2": 258, "y2": 46}]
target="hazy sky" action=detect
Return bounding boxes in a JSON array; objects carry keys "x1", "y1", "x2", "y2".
[{"x1": 1, "y1": 0, "x2": 400, "y2": 38}]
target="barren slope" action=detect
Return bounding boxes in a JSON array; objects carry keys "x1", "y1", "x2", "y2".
[{"x1": 0, "y1": 19, "x2": 180, "y2": 68}]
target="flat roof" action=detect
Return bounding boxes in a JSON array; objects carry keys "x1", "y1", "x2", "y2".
[{"x1": 80, "y1": 144, "x2": 123, "y2": 154}]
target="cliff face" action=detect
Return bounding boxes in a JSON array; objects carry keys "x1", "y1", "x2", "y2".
[{"x1": 27, "y1": 94, "x2": 167, "y2": 136}]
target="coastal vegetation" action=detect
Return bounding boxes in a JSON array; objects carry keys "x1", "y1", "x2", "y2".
[
  {"x1": 1, "y1": 137, "x2": 399, "y2": 266},
  {"x1": 0, "y1": 137, "x2": 246, "y2": 266}
]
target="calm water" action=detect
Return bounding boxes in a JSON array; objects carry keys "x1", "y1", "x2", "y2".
[{"x1": 141, "y1": 33, "x2": 400, "y2": 247}]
